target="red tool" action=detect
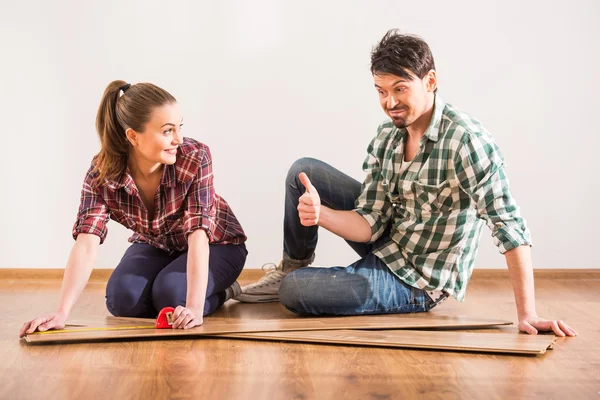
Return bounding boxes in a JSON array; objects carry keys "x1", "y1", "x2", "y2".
[{"x1": 155, "y1": 307, "x2": 175, "y2": 329}]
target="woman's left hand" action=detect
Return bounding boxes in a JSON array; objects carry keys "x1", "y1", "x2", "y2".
[{"x1": 172, "y1": 305, "x2": 204, "y2": 329}]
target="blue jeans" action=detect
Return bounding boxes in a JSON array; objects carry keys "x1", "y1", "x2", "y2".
[
  {"x1": 279, "y1": 158, "x2": 441, "y2": 316},
  {"x1": 106, "y1": 242, "x2": 247, "y2": 318}
]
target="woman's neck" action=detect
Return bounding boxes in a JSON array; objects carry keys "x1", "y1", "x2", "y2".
[{"x1": 128, "y1": 152, "x2": 163, "y2": 183}]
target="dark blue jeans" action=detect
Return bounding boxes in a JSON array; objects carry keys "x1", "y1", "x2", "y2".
[
  {"x1": 106, "y1": 242, "x2": 247, "y2": 318},
  {"x1": 279, "y1": 158, "x2": 439, "y2": 316}
]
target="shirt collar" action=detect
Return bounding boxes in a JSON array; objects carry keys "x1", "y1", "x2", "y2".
[
  {"x1": 104, "y1": 163, "x2": 177, "y2": 192},
  {"x1": 423, "y1": 94, "x2": 444, "y2": 142}
]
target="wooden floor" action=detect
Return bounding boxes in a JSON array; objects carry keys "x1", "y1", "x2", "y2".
[{"x1": 1, "y1": 272, "x2": 598, "y2": 400}]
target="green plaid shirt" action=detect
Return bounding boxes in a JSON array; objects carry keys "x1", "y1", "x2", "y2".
[{"x1": 354, "y1": 96, "x2": 532, "y2": 301}]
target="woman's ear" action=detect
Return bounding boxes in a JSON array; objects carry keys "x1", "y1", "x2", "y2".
[{"x1": 125, "y1": 128, "x2": 138, "y2": 147}]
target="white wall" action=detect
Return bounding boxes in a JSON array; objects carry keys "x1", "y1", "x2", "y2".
[{"x1": 0, "y1": 0, "x2": 598, "y2": 270}]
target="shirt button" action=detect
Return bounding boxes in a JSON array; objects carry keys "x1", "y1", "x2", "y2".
[{"x1": 495, "y1": 222, "x2": 503, "y2": 228}]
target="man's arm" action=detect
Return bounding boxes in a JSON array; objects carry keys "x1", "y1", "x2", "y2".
[
  {"x1": 350, "y1": 129, "x2": 396, "y2": 242},
  {"x1": 454, "y1": 131, "x2": 576, "y2": 336},
  {"x1": 505, "y1": 246, "x2": 575, "y2": 336}
]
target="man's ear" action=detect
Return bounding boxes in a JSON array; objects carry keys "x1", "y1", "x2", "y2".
[{"x1": 426, "y1": 69, "x2": 437, "y2": 93}]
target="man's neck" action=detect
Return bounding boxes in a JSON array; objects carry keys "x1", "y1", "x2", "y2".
[{"x1": 406, "y1": 95, "x2": 435, "y2": 140}]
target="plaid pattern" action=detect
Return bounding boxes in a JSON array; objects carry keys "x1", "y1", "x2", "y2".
[
  {"x1": 73, "y1": 137, "x2": 246, "y2": 253},
  {"x1": 354, "y1": 96, "x2": 531, "y2": 301}
]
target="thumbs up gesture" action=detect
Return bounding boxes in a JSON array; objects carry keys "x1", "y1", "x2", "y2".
[{"x1": 297, "y1": 172, "x2": 321, "y2": 226}]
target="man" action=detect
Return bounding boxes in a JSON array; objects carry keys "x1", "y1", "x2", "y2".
[{"x1": 235, "y1": 30, "x2": 575, "y2": 337}]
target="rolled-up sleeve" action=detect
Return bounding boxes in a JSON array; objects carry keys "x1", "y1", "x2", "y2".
[
  {"x1": 183, "y1": 146, "x2": 217, "y2": 242},
  {"x1": 454, "y1": 131, "x2": 532, "y2": 253},
  {"x1": 354, "y1": 136, "x2": 393, "y2": 243},
  {"x1": 72, "y1": 167, "x2": 110, "y2": 244}
]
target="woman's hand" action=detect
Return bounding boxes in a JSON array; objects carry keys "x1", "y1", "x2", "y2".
[
  {"x1": 171, "y1": 305, "x2": 203, "y2": 329},
  {"x1": 19, "y1": 312, "x2": 67, "y2": 338}
]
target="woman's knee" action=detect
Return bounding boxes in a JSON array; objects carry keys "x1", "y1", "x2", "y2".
[
  {"x1": 105, "y1": 275, "x2": 154, "y2": 317},
  {"x1": 151, "y1": 272, "x2": 186, "y2": 310}
]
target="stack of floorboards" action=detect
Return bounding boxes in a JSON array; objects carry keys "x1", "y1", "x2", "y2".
[{"x1": 24, "y1": 313, "x2": 557, "y2": 356}]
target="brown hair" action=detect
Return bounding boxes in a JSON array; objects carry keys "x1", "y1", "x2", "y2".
[
  {"x1": 93, "y1": 80, "x2": 177, "y2": 186},
  {"x1": 371, "y1": 30, "x2": 437, "y2": 92}
]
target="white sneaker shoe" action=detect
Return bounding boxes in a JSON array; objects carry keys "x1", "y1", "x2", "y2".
[
  {"x1": 224, "y1": 281, "x2": 242, "y2": 302},
  {"x1": 234, "y1": 262, "x2": 289, "y2": 303}
]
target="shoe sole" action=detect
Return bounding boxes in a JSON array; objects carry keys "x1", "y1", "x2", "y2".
[{"x1": 233, "y1": 295, "x2": 280, "y2": 303}]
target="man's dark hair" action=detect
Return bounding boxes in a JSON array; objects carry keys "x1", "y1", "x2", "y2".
[{"x1": 371, "y1": 30, "x2": 436, "y2": 82}]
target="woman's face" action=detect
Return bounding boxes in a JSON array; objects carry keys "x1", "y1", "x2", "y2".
[{"x1": 127, "y1": 102, "x2": 184, "y2": 166}]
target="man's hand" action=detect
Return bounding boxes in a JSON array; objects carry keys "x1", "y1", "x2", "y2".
[
  {"x1": 518, "y1": 314, "x2": 577, "y2": 336},
  {"x1": 297, "y1": 173, "x2": 321, "y2": 226}
]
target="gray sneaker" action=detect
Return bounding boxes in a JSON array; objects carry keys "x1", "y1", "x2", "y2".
[
  {"x1": 234, "y1": 262, "x2": 288, "y2": 303},
  {"x1": 234, "y1": 254, "x2": 315, "y2": 303}
]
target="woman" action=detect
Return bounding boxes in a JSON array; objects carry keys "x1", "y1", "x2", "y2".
[{"x1": 19, "y1": 81, "x2": 247, "y2": 336}]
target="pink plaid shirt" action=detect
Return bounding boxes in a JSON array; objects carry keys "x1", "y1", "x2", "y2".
[{"x1": 73, "y1": 137, "x2": 246, "y2": 253}]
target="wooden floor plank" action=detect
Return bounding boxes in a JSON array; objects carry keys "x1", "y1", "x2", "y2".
[
  {"x1": 25, "y1": 314, "x2": 512, "y2": 344},
  {"x1": 213, "y1": 329, "x2": 557, "y2": 355}
]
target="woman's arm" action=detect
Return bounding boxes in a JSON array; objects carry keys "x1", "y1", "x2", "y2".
[
  {"x1": 171, "y1": 229, "x2": 210, "y2": 329},
  {"x1": 19, "y1": 233, "x2": 100, "y2": 337}
]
